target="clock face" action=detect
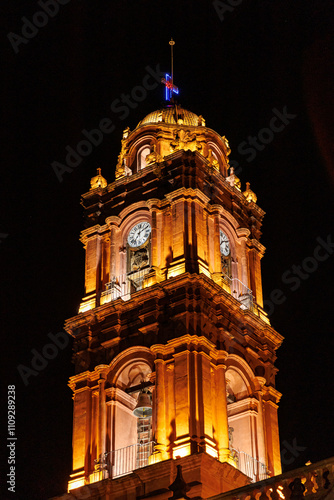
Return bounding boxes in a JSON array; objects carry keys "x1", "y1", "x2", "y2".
[
  {"x1": 220, "y1": 230, "x2": 230, "y2": 256},
  {"x1": 127, "y1": 222, "x2": 151, "y2": 248}
]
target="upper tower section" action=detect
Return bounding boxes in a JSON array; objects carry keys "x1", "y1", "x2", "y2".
[
  {"x1": 114, "y1": 104, "x2": 231, "y2": 180},
  {"x1": 77, "y1": 102, "x2": 268, "y2": 327}
]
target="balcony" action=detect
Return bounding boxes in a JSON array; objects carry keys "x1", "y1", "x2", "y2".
[
  {"x1": 221, "y1": 275, "x2": 254, "y2": 311},
  {"x1": 99, "y1": 270, "x2": 254, "y2": 312},
  {"x1": 230, "y1": 448, "x2": 268, "y2": 482},
  {"x1": 100, "y1": 269, "x2": 154, "y2": 305},
  {"x1": 92, "y1": 443, "x2": 267, "y2": 485},
  {"x1": 94, "y1": 441, "x2": 155, "y2": 480}
]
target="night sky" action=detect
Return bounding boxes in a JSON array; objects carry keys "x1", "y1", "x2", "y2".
[{"x1": 2, "y1": 2, "x2": 334, "y2": 499}]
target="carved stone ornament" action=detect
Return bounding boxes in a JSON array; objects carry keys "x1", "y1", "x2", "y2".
[
  {"x1": 130, "y1": 248, "x2": 149, "y2": 271},
  {"x1": 170, "y1": 128, "x2": 203, "y2": 153},
  {"x1": 197, "y1": 114, "x2": 206, "y2": 126},
  {"x1": 122, "y1": 126, "x2": 130, "y2": 139},
  {"x1": 206, "y1": 149, "x2": 219, "y2": 170},
  {"x1": 146, "y1": 144, "x2": 163, "y2": 166},
  {"x1": 115, "y1": 136, "x2": 129, "y2": 179},
  {"x1": 226, "y1": 166, "x2": 241, "y2": 191},
  {"x1": 222, "y1": 135, "x2": 231, "y2": 155},
  {"x1": 90, "y1": 168, "x2": 107, "y2": 190},
  {"x1": 243, "y1": 181, "x2": 257, "y2": 203}
]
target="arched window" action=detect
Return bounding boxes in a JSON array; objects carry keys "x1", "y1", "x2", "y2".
[
  {"x1": 212, "y1": 151, "x2": 219, "y2": 163},
  {"x1": 137, "y1": 146, "x2": 151, "y2": 170},
  {"x1": 220, "y1": 229, "x2": 232, "y2": 278}
]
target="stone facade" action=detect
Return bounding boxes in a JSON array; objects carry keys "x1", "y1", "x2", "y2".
[{"x1": 57, "y1": 105, "x2": 285, "y2": 498}]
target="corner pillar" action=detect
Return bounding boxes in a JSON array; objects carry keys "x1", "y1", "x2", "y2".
[
  {"x1": 215, "y1": 353, "x2": 230, "y2": 462},
  {"x1": 96, "y1": 365, "x2": 109, "y2": 479},
  {"x1": 255, "y1": 376, "x2": 267, "y2": 469},
  {"x1": 153, "y1": 357, "x2": 168, "y2": 460}
]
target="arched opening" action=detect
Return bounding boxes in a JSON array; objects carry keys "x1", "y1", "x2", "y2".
[
  {"x1": 108, "y1": 358, "x2": 154, "y2": 478},
  {"x1": 219, "y1": 225, "x2": 253, "y2": 310},
  {"x1": 137, "y1": 145, "x2": 151, "y2": 170},
  {"x1": 225, "y1": 365, "x2": 265, "y2": 481}
]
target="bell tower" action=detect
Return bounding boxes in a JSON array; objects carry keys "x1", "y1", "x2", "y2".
[{"x1": 64, "y1": 100, "x2": 283, "y2": 498}]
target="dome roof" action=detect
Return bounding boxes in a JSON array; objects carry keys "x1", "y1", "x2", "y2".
[{"x1": 137, "y1": 106, "x2": 202, "y2": 128}]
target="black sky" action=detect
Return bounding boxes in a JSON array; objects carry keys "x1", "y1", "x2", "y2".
[{"x1": 1, "y1": 1, "x2": 334, "y2": 499}]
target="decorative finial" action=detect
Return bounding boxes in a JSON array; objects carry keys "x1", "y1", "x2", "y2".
[
  {"x1": 243, "y1": 181, "x2": 257, "y2": 203},
  {"x1": 161, "y1": 38, "x2": 179, "y2": 101},
  {"x1": 197, "y1": 115, "x2": 206, "y2": 126},
  {"x1": 226, "y1": 166, "x2": 241, "y2": 191},
  {"x1": 90, "y1": 168, "x2": 107, "y2": 190}
]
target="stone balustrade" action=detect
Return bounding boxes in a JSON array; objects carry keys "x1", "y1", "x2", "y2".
[{"x1": 209, "y1": 457, "x2": 334, "y2": 500}]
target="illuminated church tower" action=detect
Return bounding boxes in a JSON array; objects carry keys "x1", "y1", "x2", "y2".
[{"x1": 62, "y1": 70, "x2": 283, "y2": 498}]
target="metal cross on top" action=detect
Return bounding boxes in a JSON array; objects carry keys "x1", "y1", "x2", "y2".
[{"x1": 161, "y1": 38, "x2": 179, "y2": 101}]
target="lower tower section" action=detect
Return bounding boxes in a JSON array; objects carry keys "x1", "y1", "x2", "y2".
[{"x1": 64, "y1": 273, "x2": 282, "y2": 498}]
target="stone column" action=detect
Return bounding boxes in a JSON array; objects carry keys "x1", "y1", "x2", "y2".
[
  {"x1": 96, "y1": 365, "x2": 108, "y2": 478},
  {"x1": 214, "y1": 213, "x2": 221, "y2": 274},
  {"x1": 248, "y1": 246, "x2": 264, "y2": 307},
  {"x1": 154, "y1": 357, "x2": 168, "y2": 460},
  {"x1": 151, "y1": 208, "x2": 158, "y2": 268},
  {"x1": 215, "y1": 353, "x2": 230, "y2": 462},
  {"x1": 106, "y1": 215, "x2": 122, "y2": 279},
  {"x1": 109, "y1": 226, "x2": 116, "y2": 278},
  {"x1": 255, "y1": 376, "x2": 267, "y2": 468},
  {"x1": 101, "y1": 235, "x2": 111, "y2": 286}
]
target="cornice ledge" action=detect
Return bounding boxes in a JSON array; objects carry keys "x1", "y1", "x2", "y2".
[
  {"x1": 81, "y1": 186, "x2": 109, "y2": 200},
  {"x1": 79, "y1": 224, "x2": 109, "y2": 245},
  {"x1": 210, "y1": 349, "x2": 229, "y2": 363},
  {"x1": 263, "y1": 385, "x2": 282, "y2": 404},
  {"x1": 146, "y1": 198, "x2": 163, "y2": 210},
  {"x1": 64, "y1": 313, "x2": 96, "y2": 337},
  {"x1": 168, "y1": 334, "x2": 216, "y2": 352},
  {"x1": 249, "y1": 238, "x2": 266, "y2": 255},
  {"x1": 164, "y1": 187, "x2": 210, "y2": 205},
  {"x1": 150, "y1": 343, "x2": 175, "y2": 357},
  {"x1": 242, "y1": 199, "x2": 266, "y2": 218},
  {"x1": 236, "y1": 227, "x2": 251, "y2": 238},
  {"x1": 68, "y1": 370, "x2": 98, "y2": 391},
  {"x1": 105, "y1": 215, "x2": 122, "y2": 228},
  {"x1": 261, "y1": 326, "x2": 284, "y2": 349}
]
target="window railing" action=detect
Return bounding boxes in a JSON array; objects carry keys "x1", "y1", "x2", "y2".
[
  {"x1": 222, "y1": 274, "x2": 254, "y2": 310},
  {"x1": 95, "y1": 441, "x2": 156, "y2": 479},
  {"x1": 230, "y1": 447, "x2": 269, "y2": 482},
  {"x1": 100, "y1": 270, "x2": 253, "y2": 311},
  {"x1": 94, "y1": 443, "x2": 266, "y2": 483},
  {"x1": 100, "y1": 269, "x2": 152, "y2": 305}
]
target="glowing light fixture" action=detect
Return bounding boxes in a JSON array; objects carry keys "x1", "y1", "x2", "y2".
[
  {"x1": 68, "y1": 478, "x2": 85, "y2": 491},
  {"x1": 163, "y1": 73, "x2": 179, "y2": 101},
  {"x1": 172, "y1": 443, "x2": 191, "y2": 459}
]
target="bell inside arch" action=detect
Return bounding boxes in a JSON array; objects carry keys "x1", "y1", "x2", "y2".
[{"x1": 133, "y1": 390, "x2": 152, "y2": 418}]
